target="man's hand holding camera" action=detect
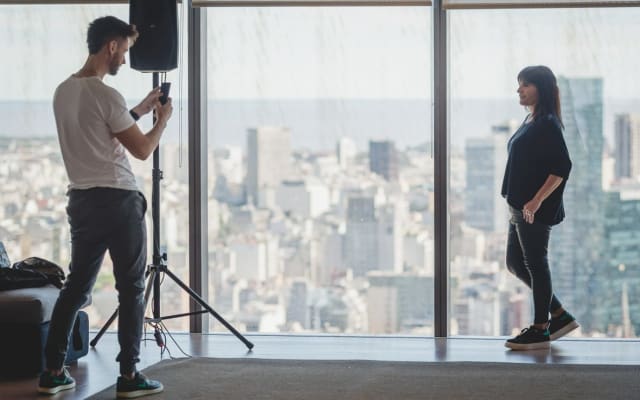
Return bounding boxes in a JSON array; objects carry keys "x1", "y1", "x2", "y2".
[
  {"x1": 154, "y1": 96, "x2": 173, "y2": 129},
  {"x1": 130, "y1": 87, "x2": 162, "y2": 118},
  {"x1": 130, "y1": 86, "x2": 173, "y2": 122}
]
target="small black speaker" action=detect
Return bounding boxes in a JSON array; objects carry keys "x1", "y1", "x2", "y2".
[{"x1": 129, "y1": 0, "x2": 177, "y2": 72}]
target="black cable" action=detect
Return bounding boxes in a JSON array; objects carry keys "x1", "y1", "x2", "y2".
[{"x1": 159, "y1": 320, "x2": 192, "y2": 359}]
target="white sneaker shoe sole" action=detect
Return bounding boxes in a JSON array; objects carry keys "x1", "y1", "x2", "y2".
[
  {"x1": 504, "y1": 340, "x2": 551, "y2": 351},
  {"x1": 550, "y1": 321, "x2": 580, "y2": 341}
]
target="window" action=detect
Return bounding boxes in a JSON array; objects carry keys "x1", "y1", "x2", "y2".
[
  {"x1": 205, "y1": 6, "x2": 434, "y2": 334},
  {"x1": 0, "y1": 4, "x2": 189, "y2": 331},
  {"x1": 449, "y1": 7, "x2": 640, "y2": 338}
]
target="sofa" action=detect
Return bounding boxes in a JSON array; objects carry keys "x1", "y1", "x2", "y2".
[{"x1": 0, "y1": 285, "x2": 88, "y2": 377}]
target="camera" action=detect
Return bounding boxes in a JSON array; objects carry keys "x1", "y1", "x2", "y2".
[{"x1": 159, "y1": 82, "x2": 171, "y2": 105}]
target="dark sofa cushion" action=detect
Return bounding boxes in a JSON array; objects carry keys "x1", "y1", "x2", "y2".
[{"x1": 0, "y1": 285, "x2": 59, "y2": 323}]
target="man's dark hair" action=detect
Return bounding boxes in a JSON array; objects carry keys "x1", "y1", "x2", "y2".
[{"x1": 87, "y1": 16, "x2": 137, "y2": 55}]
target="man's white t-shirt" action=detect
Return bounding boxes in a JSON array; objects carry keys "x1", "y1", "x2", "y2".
[{"x1": 53, "y1": 76, "x2": 138, "y2": 191}]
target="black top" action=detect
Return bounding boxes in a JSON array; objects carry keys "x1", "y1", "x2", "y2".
[{"x1": 501, "y1": 114, "x2": 572, "y2": 226}]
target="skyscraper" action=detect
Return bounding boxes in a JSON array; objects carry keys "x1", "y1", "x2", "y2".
[
  {"x1": 246, "y1": 127, "x2": 291, "y2": 207},
  {"x1": 614, "y1": 113, "x2": 640, "y2": 181},
  {"x1": 376, "y1": 204, "x2": 404, "y2": 273},
  {"x1": 551, "y1": 77, "x2": 605, "y2": 333},
  {"x1": 369, "y1": 140, "x2": 398, "y2": 181},
  {"x1": 464, "y1": 122, "x2": 514, "y2": 232},
  {"x1": 336, "y1": 137, "x2": 357, "y2": 170},
  {"x1": 601, "y1": 192, "x2": 640, "y2": 337},
  {"x1": 367, "y1": 272, "x2": 433, "y2": 334},
  {"x1": 344, "y1": 197, "x2": 378, "y2": 277},
  {"x1": 287, "y1": 279, "x2": 310, "y2": 329}
]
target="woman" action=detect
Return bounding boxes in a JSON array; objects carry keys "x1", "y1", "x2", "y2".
[{"x1": 501, "y1": 65, "x2": 579, "y2": 350}]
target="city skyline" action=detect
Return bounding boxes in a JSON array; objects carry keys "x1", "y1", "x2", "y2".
[{"x1": 3, "y1": 92, "x2": 639, "y2": 337}]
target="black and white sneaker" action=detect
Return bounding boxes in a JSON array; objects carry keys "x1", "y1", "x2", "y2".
[
  {"x1": 37, "y1": 368, "x2": 76, "y2": 394},
  {"x1": 116, "y1": 372, "x2": 164, "y2": 398},
  {"x1": 549, "y1": 311, "x2": 580, "y2": 341},
  {"x1": 505, "y1": 326, "x2": 550, "y2": 350}
]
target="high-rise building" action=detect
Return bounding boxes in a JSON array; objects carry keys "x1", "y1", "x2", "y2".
[
  {"x1": 367, "y1": 272, "x2": 433, "y2": 334},
  {"x1": 276, "y1": 179, "x2": 330, "y2": 218},
  {"x1": 551, "y1": 77, "x2": 605, "y2": 333},
  {"x1": 287, "y1": 279, "x2": 310, "y2": 329},
  {"x1": 614, "y1": 113, "x2": 640, "y2": 180},
  {"x1": 246, "y1": 127, "x2": 291, "y2": 207},
  {"x1": 376, "y1": 204, "x2": 404, "y2": 273},
  {"x1": 228, "y1": 235, "x2": 279, "y2": 282},
  {"x1": 344, "y1": 197, "x2": 378, "y2": 277},
  {"x1": 336, "y1": 137, "x2": 357, "y2": 170},
  {"x1": 344, "y1": 197, "x2": 405, "y2": 277},
  {"x1": 369, "y1": 140, "x2": 398, "y2": 181},
  {"x1": 161, "y1": 143, "x2": 188, "y2": 185},
  {"x1": 317, "y1": 231, "x2": 344, "y2": 285},
  {"x1": 403, "y1": 232, "x2": 433, "y2": 275},
  {"x1": 601, "y1": 192, "x2": 640, "y2": 337},
  {"x1": 464, "y1": 122, "x2": 514, "y2": 232}
]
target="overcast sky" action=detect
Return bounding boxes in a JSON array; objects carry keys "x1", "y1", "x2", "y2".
[{"x1": 1, "y1": 5, "x2": 639, "y2": 101}]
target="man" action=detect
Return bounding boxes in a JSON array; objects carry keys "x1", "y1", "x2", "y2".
[{"x1": 37, "y1": 16, "x2": 172, "y2": 398}]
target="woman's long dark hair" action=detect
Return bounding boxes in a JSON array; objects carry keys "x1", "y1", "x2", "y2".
[{"x1": 517, "y1": 65, "x2": 563, "y2": 125}]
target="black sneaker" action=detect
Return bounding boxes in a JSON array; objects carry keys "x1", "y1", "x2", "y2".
[
  {"x1": 505, "y1": 326, "x2": 550, "y2": 350},
  {"x1": 116, "y1": 372, "x2": 164, "y2": 398},
  {"x1": 37, "y1": 368, "x2": 76, "y2": 395},
  {"x1": 549, "y1": 311, "x2": 580, "y2": 341}
]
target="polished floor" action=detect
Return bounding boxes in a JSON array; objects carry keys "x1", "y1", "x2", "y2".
[{"x1": 2, "y1": 332, "x2": 639, "y2": 399}]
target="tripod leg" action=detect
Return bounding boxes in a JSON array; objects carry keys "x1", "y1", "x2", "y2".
[
  {"x1": 90, "y1": 267, "x2": 158, "y2": 347},
  {"x1": 90, "y1": 307, "x2": 119, "y2": 347},
  {"x1": 162, "y1": 268, "x2": 254, "y2": 350},
  {"x1": 143, "y1": 267, "x2": 157, "y2": 316}
]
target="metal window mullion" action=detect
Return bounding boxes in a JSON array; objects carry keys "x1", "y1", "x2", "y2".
[
  {"x1": 433, "y1": 0, "x2": 448, "y2": 338},
  {"x1": 188, "y1": 4, "x2": 209, "y2": 334},
  {"x1": 192, "y1": 1, "x2": 431, "y2": 6},
  {"x1": 443, "y1": 0, "x2": 640, "y2": 9},
  {"x1": 0, "y1": 1, "x2": 129, "y2": 4}
]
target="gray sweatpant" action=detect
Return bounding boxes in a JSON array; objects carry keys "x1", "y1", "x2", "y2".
[{"x1": 45, "y1": 187, "x2": 147, "y2": 375}]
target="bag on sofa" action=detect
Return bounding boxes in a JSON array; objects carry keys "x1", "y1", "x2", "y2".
[
  {"x1": 12, "y1": 257, "x2": 65, "y2": 288},
  {"x1": 0, "y1": 268, "x2": 51, "y2": 291},
  {"x1": 0, "y1": 257, "x2": 65, "y2": 291}
]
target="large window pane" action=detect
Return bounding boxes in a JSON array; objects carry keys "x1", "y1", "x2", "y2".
[
  {"x1": 206, "y1": 7, "x2": 434, "y2": 334},
  {"x1": 449, "y1": 7, "x2": 640, "y2": 338},
  {"x1": 0, "y1": 5, "x2": 189, "y2": 331}
]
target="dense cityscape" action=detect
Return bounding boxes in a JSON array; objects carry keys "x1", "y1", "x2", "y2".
[{"x1": 1, "y1": 75, "x2": 639, "y2": 338}]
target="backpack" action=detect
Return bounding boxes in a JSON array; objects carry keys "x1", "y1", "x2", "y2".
[
  {"x1": 12, "y1": 257, "x2": 65, "y2": 288},
  {"x1": 0, "y1": 257, "x2": 66, "y2": 291},
  {"x1": 0, "y1": 267, "x2": 52, "y2": 291}
]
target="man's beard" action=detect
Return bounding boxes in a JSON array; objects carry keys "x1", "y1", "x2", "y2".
[{"x1": 108, "y1": 58, "x2": 121, "y2": 76}]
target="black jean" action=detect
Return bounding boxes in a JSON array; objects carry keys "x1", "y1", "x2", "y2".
[
  {"x1": 506, "y1": 206, "x2": 562, "y2": 325},
  {"x1": 45, "y1": 187, "x2": 147, "y2": 375}
]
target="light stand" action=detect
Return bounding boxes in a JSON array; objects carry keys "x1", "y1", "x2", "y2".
[{"x1": 91, "y1": 72, "x2": 253, "y2": 351}]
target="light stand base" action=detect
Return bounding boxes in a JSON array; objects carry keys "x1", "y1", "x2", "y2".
[{"x1": 91, "y1": 263, "x2": 254, "y2": 350}]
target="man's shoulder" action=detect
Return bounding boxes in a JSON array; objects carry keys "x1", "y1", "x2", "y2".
[
  {"x1": 96, "y1": 81, "x2": 126, "y2": 106},
  {"x1": 56, "y1": 76, "x2": 123, "y2": 100}
]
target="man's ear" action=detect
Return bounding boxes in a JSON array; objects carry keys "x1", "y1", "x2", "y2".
[{"x1": 108, "y1": 40, "x2": 118, "y2": 55}]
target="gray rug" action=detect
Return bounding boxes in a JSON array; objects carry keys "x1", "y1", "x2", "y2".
[{"x1": 89, "y1": 358, "x2": 640, "y2": 400}]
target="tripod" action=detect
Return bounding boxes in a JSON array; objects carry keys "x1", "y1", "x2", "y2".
[{"x1": 91, "y1": 72, "x2": 254, "y2": 351}]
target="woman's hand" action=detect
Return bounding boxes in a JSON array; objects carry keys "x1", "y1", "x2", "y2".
[
  {"x1": 523, "y1": 174, "x2": 564, "y2": 224},
  {"x1": 522, "y1": 198, "x2": 542, "y2": 224}
]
